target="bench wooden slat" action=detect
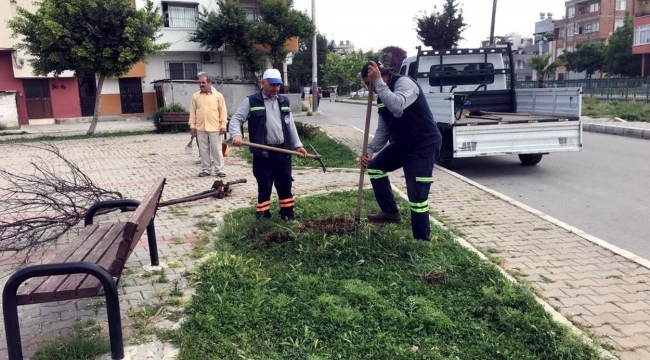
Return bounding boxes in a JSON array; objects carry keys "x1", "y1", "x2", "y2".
[
  {"x1": 16, "y1": 224, "x2": 102, "y2": 304},
  {"x1": 118, "y1": 179, "x2": 165, "y2": 261},
  {"x1": 27, "y1": 224, "x2": 119, "y2": 304},
  {"x1": 14, "y1": 178, "x2": 166, "y2": 306},
  {"x1": 54, "y1": 222, "x2": 127, "y2": 301},
  {"x1": 161, "y1": 112, "x2": 190, "y2": 125}
]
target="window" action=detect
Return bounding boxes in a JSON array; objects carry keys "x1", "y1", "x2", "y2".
[
  {"x1": 557, "y1": 73, "x2": 565, "y2": 80},
  {"x1": 615, "y1": 20, "x2": 625, "y2": 30},
  {"x1": 635, "y1": 25, "x2": 650, "y2": 45},
  {"x1": 616, "y1": 0, "x2": 626, "y2": 10},
  {"x1": 243, "y1": 6, "x2": 260, "y2": 22},
  {"x1": 568, "y1": 6, "x2": 575, "y2": 18},
  {"x1": 167, "y1": 62, "x2": 201, "y2": 80},
  {"x1": 591, "y1": 22, "x2": 600, "y2": 32},
  {"x1": 567, "y1": 25, "x2": 575, "y2": 37},
  {"x1": 589, "y1": 3, "x2": 600, "y2": 12},
  {"x1": 428, "y1": 63, "x2": 496, "y2": 87},
  {"x1": 163, "y1": 2, "x2": 198, "y2": 28}
]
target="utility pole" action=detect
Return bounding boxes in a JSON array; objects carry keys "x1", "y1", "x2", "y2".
[
  {"x1": 311, "y1": 0, "x2": 318, "y2": 112},
  {"x1": 489, "y1": 0, "x2": 497, "y2": 46}
]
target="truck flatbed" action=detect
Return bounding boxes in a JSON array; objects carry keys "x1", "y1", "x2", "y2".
[{"x1": 455, "y1": 112, "x2": 572, "y2": 126}]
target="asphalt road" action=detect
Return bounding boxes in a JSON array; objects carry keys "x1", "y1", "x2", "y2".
[{"x1": 308, "y1": 100, "x2": 650, "y2": 260}]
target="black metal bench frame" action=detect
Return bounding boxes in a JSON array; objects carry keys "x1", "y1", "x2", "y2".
[{"x1": 2, "y1": 179, "x2": 166, "y2": 360}]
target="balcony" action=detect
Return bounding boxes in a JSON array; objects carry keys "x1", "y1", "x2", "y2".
[
  {"x1": 566, "y1": 0, "x2": 594, "y2": 6},
  {"x1": 636, "y1": 0, "x2": 650, "y2": 17},
  {"x1": 574, "y1": 9, "x2": 600, "y2": 22}
]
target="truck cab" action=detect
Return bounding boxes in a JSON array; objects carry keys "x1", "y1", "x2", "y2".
[{"x1": 401, "y1": 45, "x2": 582, "y2": 167}]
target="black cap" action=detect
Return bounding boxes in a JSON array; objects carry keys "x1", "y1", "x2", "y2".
[{"x1": 361, "y1": 60, "x2": 394, "y2": 79}]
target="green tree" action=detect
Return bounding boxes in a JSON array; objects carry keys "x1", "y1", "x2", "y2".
[
  {"x1": 191, "y1": 0, "x2": 314, "y2": 83},
  {"x1": 528, "y1": 54, "x2": 559, "y2": 88},
  {"x1": 560, "y1": 42, "x2": 607, "y2": 78},
  {"x1": 254, "y1": 0, "x2": 315, "y2": 69},
  {"x1": 321, "y1": 50, "x2": 383, "y2": 95},
  {"x1": 415, "y1": 0, "x2": 467, "y2": 49},
  {"x1": 287, "y1": 34, "x2": 331, "y2": 90},
  {"x1": 8, "y1": 0, "x2": 168, "y2": 135},
  {"x1": 605, "y1": 14, "x2": 642, "y2": 77},
  {"x1": 322, "y1": 52, "x2": 365, "y2": 94}
]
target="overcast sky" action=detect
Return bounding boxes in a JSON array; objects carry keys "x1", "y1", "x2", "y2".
[{"x1": 292, "y1": 0, "x2": 567, "y2": 57}]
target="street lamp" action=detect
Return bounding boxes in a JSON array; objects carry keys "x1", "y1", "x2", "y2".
[{"x1": 489, "y1": 0, "x2": 497, "y2": 46}]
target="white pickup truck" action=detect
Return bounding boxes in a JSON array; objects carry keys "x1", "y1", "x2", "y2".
[{"x1": 400, "y1": 45, "x2": 582, "y2": 167}]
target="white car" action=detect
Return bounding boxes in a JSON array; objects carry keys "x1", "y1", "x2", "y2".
[{"x1": 351, "y1": 89, "x2": 369, "y2": 98}]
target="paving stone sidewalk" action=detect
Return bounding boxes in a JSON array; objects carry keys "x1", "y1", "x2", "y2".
[
  {"x1": 0, "y1": 133, "x2": 364, "y2": 359},
  {"x1": 321, "y1": 123, "x2": 650, "y2": 360},
  {"x1": 1, "y1": 122, "x2": 648, "y2": 359}
]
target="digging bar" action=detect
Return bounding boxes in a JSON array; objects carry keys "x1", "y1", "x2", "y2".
[{"x1": 355, "y1": 81, "x2": 374, "y2": 223}]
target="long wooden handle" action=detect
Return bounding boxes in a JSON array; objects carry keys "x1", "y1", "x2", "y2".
[
  {"x1": 240, "y1": 140, "x2": 320, "y2": 159},
  {"x1": 355, "y1": 82, "x2": 374, "y2": 222}
]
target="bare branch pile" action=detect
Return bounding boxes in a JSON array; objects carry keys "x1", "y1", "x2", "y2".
[{"x1": 0, "y1": 144, "x2": 124, "y2": 253}]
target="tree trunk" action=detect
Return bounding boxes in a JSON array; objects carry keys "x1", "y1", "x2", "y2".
[{"x1": 86, "y1": 75, "x2": 105, "y2": 136}]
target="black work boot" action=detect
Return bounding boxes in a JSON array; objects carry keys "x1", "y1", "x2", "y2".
[
  {"x1": 280, "y1": 210, "x2": 295, "y2": 221},
  {"x1": 256, "y1": 210, "x2": 271, "y2": 219},
  {"x1": 367, "y1": 211, "x2": 401, "y2": 223}
]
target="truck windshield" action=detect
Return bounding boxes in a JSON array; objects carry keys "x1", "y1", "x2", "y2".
[{"x1": 429, "y1": 63, "x2": 495, "y2": 87}]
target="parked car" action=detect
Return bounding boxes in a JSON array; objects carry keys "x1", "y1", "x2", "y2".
[{"x1": 351, "y1": 89, "x2": 369, "y2": 98}]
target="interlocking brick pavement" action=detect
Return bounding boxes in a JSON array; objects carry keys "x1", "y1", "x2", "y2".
[
  {"x1": 2, "y1": 121, "x2": 648, "y2": 359},
  {"x1": 321, "y1": 123, "x2": 650, "y2": 360},
  {"x1": 0, "y1": 133, "x2": 365, "y2": 359}
]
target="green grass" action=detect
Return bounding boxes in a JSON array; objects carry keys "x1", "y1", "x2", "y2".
[
  {"x1": 31, "y1": 319, "x2": 110, "y2": 360},
  {"x1": 0, "y1": 130, "x2": 156, "y2": 144},
  {"x1": 582, "y1": 97, "x2": 650, "y2": 122},
  {"x1": 171, "y1": 191, "x2": 602, "y2": 360},
  {"x1": 240, "y1": 129, "x2": 359, "y2": 169}
]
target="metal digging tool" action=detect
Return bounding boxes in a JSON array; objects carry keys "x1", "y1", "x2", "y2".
[
  {"x1": 239, "y1": 140, "x2": 326, "y2": 172},
  {"x1": 184, "y1": 135, "x2": 194, "y2": 155},
  {"x1": 355, "y1": 81, "x2": 375, "y2": 223}
]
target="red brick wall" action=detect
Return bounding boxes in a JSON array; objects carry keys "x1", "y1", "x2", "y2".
[
  {"x1": 0, "y1": 52, "x2": 28, "y2": 125},
  {"x1": 48, "y1": 78, "x2": 81, "y2": 119}
]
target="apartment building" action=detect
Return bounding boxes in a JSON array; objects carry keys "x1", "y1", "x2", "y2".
[
  {"x1": 0, "y1": 0, "x2": 298, "y2": 127},
  {"x1": 553, "y1": 0, "x2": 633, "y2": 79},
  {"x1": 335, "y1": 40, "x2": 355, "y2": 55},
  {"x1": 632, "y1": 0, "x2": 650, "y2": 75},
  {"x1": 0, "y1": 0, "x2": 77, "y2": 126}
]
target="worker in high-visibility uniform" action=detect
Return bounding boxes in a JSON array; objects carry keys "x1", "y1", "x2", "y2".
[
  {"x1": 229, "y1": 69, "x2": 307, "y2": 220},
  {"x1": 359, "y1": 61, "x2": 442, "y2": 241}
]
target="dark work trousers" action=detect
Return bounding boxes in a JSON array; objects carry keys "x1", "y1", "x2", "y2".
[
  {"x1": 367, "y1": 142, "x2": 440, "y2": 240},
  {"x1": 252, "y1": 151, "x2": 295, "y2": 219}
]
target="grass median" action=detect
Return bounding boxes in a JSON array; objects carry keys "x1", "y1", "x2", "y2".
[
  {"x1": 171, "y1": 191, "x2": 603, "y2": 360},
  {"x1": 582, "y1": 97, "x2": 650, "y2": 122}
]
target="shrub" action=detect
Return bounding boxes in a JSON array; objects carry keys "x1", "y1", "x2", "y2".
[
  {"x1": 294, "y1": 121, "x2": 319, "y2": 140},
  {"x1": 153, "y1": 103, "x2": 189, "y2": 133}
]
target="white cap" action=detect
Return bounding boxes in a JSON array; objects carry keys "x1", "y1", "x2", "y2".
[{"x1": 262, "y1": 69, "x2": 283, "y2": 84}]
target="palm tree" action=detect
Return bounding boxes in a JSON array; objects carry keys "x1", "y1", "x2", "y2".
[{"x1": 528, "y1": 53, "x2": 558, "y2": 88}]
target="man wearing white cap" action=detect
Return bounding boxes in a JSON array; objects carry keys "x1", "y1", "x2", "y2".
[{"x1": 229, "y1": 69, "x2": 307, "y2": 220}]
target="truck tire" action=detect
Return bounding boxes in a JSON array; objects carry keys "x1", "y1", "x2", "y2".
[
  {"x1": 436, "y1": 128, "x2": 453, "y2": 168},
  {"x1": 518, "y1": 154, "x2": 543, "y2": 165}
]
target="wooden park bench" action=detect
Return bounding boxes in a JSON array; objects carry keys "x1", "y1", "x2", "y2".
[
  {"x1": 2, "y1": 178, "x2": 167, "y2": 360},
  {"x1": 160, "y1": 112, "x2": 190, "y2": 126}
]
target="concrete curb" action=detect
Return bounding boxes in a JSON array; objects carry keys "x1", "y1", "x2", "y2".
[
  {"x1": 583, "y1": 122, "x2": 650, "y2": 140},
  {"x1": 390, "y1": 185, "x2": 618, "y2": 360},
  {"x1": 436, "y1": 165, "x2": 650, "y2": 270}
]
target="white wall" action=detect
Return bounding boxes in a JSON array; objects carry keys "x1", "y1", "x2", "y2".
[
  {"x1": 0, "y1": 92, "x2": 19, "y2": 129},
  {"x1": 135, "y1": 0, "x2": 220, "y2": 52},
  {"x1": 11, "y1": 50, "x2": 75, "y2": 79}
]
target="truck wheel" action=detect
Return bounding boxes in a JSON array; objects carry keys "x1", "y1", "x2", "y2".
[{"x1": 518, "y1": 154, "x2": 543, "y2": 165}]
